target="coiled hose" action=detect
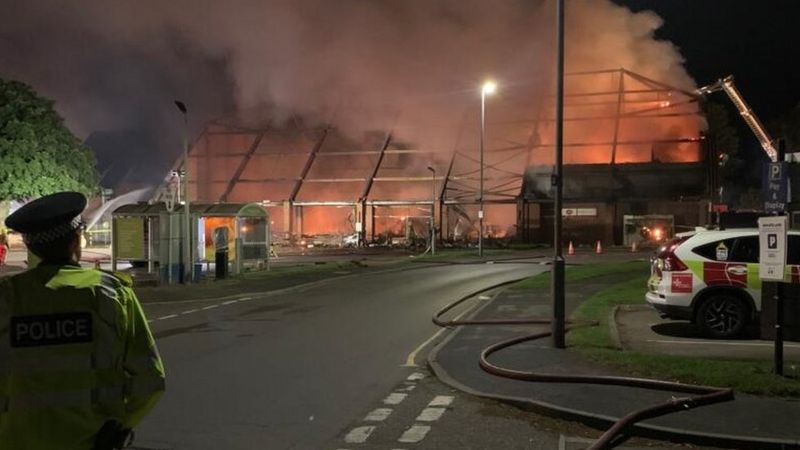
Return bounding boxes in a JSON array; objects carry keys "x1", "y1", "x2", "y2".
[{"x1": 433, "y1": 280, "x2": 735, "y2": 450}]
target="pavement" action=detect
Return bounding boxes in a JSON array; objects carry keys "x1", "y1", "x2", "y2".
[
  {"x1": 616, "y1": 304, "x2": 800, "y2": 361},
  {"x1": 428, "y1": 261, "x2": 800, "y2": 450}
]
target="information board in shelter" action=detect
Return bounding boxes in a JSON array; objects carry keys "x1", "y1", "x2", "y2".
[{"x1": 115, "y1": 217, "x2": 146, "y2": 260}]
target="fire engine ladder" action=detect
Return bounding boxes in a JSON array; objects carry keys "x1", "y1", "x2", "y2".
[{"x1": 696, "y1": 75, "x2": 778, "y2": 162}]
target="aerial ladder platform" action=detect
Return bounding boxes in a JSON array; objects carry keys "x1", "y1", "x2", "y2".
[{"x1": 696, "y1": 75, "x2": 779, "y2": 162}]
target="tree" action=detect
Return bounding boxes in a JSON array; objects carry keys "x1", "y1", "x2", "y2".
[
  {"x1": 775, "y1": 102, "x2": 800, "y2": 152},
  {"x1": 704, "y1": 101, "x2": 742, "y2": 183},
  {"x1": 703, "y1": 101, "x2": 749, "y2": 206},
  {"x1": 0, "y1": 78, "x2": 98, "y2": 228}
]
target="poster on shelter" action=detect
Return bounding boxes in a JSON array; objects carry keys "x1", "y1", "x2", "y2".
[{"x1": 115, "y1": 217, "x2": 145, "y2": 260}]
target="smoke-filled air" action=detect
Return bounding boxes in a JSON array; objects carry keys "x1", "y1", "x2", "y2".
[{"x1": 0, "y1": 0, "x2": 702, "y2": 187}]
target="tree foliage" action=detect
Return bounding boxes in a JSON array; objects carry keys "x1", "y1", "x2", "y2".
[
  {"x1": 703, "y1": 101, "x2": 742, "y2": 183},
  {"x1": 775, "y1": 102, "x2": 800, "y2": 153},
  {"x1": 0, "y1": 78, "x2": 98, "y2": 201}
]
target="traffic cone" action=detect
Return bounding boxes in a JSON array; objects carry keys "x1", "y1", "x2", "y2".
[
  {"x1": 567, "y1": 241, "x2": 575, "y2": 256},
  {"x1": 595, "y1": 240, "x2": 603, "y2": 254},
  {"x1": 631, "y1": 240, "x2": 638, "y2": 253}
]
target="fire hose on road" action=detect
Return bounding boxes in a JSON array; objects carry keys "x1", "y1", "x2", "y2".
[{"x1": 432, "y1": 279, "x2": 735, "y2": 450}]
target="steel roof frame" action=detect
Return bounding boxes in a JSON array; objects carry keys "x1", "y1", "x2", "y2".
[{"x1": 162, "y1": 68, "x2": 703, "y2": 209}]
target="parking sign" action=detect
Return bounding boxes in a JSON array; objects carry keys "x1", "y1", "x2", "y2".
[
  {"x1": 758, "y1": 216, "x2": 787, "y2": 281},
  {"x1": 763, "y1": 162, "x2": 789, "y2": 213}
]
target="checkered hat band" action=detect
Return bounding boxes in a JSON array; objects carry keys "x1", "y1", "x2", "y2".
[{"x1": 23, "y1": 217, "x2": 83, "y2": 245}]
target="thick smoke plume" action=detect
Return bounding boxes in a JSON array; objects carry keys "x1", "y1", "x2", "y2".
[{"x1": 0, "y1": 0, "x2": 699, "y2": 189}]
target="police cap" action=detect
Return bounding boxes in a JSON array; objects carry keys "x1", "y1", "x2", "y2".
[{"x1": 5, "y1": 192, "x2": 87, "y2": 245}]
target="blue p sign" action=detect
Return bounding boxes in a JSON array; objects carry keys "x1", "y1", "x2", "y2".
[{"x1": 771, "y1": 164, "x2": 782, "y2": 180}]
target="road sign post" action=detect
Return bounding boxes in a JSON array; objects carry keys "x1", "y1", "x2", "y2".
[{"x1": 758, "y1": 215, "x2": 788, "y2": 376}]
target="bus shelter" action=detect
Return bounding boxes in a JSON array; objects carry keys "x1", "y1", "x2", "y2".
[{"x1": 111, "y1": 202, "x2": 270, "y2": 284}]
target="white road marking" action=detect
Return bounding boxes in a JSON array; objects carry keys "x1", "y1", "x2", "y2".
[
  {"x1": 383, "y1": 393, "x2": 407, "y2": 405},
  {"x1": 406, "y1": 372, "x2": 425, "y2": 381},
  {"x1": 399, "y1": 384, "x2": 416, "y2": 392},
  {"x1": 398, "y1": 425, "x2": 430, "y2": 443},
  {"x1": 428, "y1": 395, "x2": 454, "y2": 407},
  {"x1": 364, "y1": 408, "x2": 393, "y2": 421},
  {"x1": 416, "y1": 407, "x2": 446, "y2": 422},
  {"x1": 478, "y1": 295, "x2": 492, "y2": 300},
  {"x1": 344, "y1": 426, "x2": 375, "y2": 444},
  {"x1": 153, "y1": 298, "x2": 247, "y2": 321},
  {"x1": 648, "y1": 339, "x2": 800, "y2": 348},
  {"x1": 404, "y1": 299, "x2": 474, "y2": 367}
]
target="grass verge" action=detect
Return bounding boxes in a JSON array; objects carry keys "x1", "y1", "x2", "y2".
[
  {"x1": 512, "y1": 260, "x2": 645, "y2": 290},
  {"x1": 566, "y1": 264, "x2": 800, "y2": 397}
]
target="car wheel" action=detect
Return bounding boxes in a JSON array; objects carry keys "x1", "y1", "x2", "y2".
[{"x1": 696, "y1": 293, "x2": 749, "y2": 338}]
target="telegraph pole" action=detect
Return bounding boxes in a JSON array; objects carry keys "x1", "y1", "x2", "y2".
[{"x1": 552, "y1": 0, "x2": 566, "y2": 348}]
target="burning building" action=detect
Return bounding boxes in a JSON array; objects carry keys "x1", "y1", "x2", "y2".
[{"x1": 157, "y1": 68, "x2": 708, "y2": 246}]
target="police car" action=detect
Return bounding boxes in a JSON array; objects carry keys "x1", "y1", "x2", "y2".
[{"x1": 646, "y1": 228, "x2": 800, "y2": 338}]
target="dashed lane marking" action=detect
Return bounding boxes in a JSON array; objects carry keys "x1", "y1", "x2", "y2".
[
  {"x1": 406, "y1": 372, "x2": 425, "y2": 381},
  {"x1": 398, "y1": 425, "x2": 431, "y2": 443},
  {"x1": 416, "y1": 407, "x2": 446, "y2": 422},
  {"x1": 155, "y1": 314, "x2": 178, "y2": 321},
  {"x1": 383, "y1": 393, "x2": 407, "y2": 405},
  {"x1": 344, "y1": 426, "x2": 375, "y2": 444},
  {"x1": 399, "y1": 384, "x2": 416, "y2": 392},
  {"x1": 428, "y1": 395, "x2": 453, "y2": 407},
  {"x1": 149, "y1": 296, "x2": 256, "y2": 324},
  {"x1": 364, "y1": 408, "x2": 393, "y2": 422}
]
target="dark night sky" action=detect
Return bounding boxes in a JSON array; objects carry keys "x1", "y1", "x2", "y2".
[
  {"x1": 3, "y1": 1, "x2": 799, "y2": 192},
  {"x1": 619, "y1": 0, "x2": 800, "y2": 123}
]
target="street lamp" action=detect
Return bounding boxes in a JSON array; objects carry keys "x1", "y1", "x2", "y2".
[
  {"x1": 174, "y1": 100, "x2": 192, "y2": 284},
  {"x1": 427, "y1": 166, "x2": 436, "y2": 256},
  {"x1": 479, "y1": 80, "x2": 496, "y2": 257}
]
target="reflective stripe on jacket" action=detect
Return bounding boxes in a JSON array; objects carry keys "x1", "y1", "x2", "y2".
[{"x1": 0, "y1": 264, "x2": 165, "y2": 450}]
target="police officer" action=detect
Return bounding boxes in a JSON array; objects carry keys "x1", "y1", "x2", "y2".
[{"x1": 0, "y1": 192, "x2": 165, "y2": 450}]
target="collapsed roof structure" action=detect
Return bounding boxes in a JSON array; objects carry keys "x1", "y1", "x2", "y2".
[{"x1": 156, "y1": 68, "x2": 708, "y2": 244}]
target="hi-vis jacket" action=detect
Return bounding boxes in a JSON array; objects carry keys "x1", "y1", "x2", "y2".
[{"x1": 0, "y1": 264, "x2": 165, "y2": 450}]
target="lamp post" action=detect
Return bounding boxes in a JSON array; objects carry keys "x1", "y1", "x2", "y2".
[
  {"x1": 427, "y1": 166, "x2": 436, "y2": 256},
  {"x1": 479, "y1": 80, "x2": 496, "y2": 257},
  {"x1": 174, "y1": 100, "x2": 192, "y2": 284},
  {"x1": 552, "y1": 0, "x2": 566, "y2": 348}
]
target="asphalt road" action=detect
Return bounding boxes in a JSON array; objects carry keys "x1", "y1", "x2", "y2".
[{"x1": 133, "y1": 261, "x2": 548, "y2": 450}]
